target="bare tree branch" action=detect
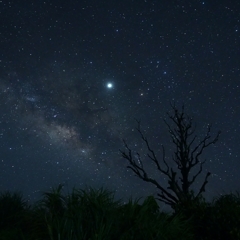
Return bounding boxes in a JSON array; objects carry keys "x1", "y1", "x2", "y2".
[{"x1": 120, "y1": 104, "x2": 220, "y2": 210}]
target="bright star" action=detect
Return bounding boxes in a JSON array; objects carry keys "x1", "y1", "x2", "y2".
[{"x1": 107, "y1": 83, "x2": 113, "y2": 89}]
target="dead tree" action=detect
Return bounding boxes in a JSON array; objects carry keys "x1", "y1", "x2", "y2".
[{"x1": 120, "y1": 104, "x2": 221, "y2": 209}]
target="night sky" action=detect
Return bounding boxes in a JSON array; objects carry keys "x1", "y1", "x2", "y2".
[{"x1": 0, "y1": 1, "x2": 240, "y2": 206}]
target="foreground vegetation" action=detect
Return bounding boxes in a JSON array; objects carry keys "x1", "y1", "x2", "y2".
[{"x1": 0, "y1": 185, "x2": 240, "y2": 240}]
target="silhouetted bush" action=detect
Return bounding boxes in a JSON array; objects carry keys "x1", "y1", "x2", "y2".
[
  {"x1": 205, "y1": 193, "x2": 240, "y2": 239},
  {"x1": 1, "y1": 186, "x2": 240, "y2": 240},
  {"x1": 0, "y1": 191, "x2": 31, "y2": 240},
  {"x1": 174, "y1": 192, "x2": 240, "y2": 240}
]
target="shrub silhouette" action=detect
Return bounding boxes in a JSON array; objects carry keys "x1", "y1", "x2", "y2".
[
  {"x1": 117, "y1": 196, "x2": 193, "y2": 240},
  {"x1": 30, "y1": 185, "x2": 193, "y2": 240},
  {"x1": 1, "y1": 186, "x2": 239, "y2": 239},
  {"x1": 174, "y1": 192, "x2": 240, "y2": 240},
  {"x1": 0, "y1": 191, "x2": 31, "y2": 239},
  {"x1": 207, "y1": 193, "x2": 240, "y2": 239}
]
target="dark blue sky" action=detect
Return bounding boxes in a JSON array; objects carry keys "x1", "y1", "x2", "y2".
[{"x1": 0, "y1": 0, "x2": 239, "y2": 206}]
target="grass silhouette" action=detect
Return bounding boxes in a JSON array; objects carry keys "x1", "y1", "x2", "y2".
[{"x1": 0, "y1": 185, "x2": 239, "y2": 239}]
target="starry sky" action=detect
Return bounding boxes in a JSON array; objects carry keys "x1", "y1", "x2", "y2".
[{"x1": 0, "y1": 0, "x2": 240, "y2": 206}]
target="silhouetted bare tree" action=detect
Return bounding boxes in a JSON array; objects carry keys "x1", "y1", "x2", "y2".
[{"x1": 120, "y1": 104, "x2": 221, "y2": 209}]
